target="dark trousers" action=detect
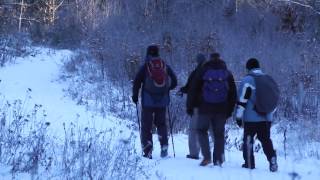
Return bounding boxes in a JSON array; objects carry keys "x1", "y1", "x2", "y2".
[
  {"x1": 141, "y1": 107, "x2": 168, "y2": 155},
  {"x1": 243, "y1": 121, "x2": 276, "y2": 166},
  {"x1": 197, "y1": 113, "x2": 226, "y2": 163}
]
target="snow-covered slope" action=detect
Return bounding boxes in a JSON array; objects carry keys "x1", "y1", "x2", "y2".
[
  {"x1": 0, "y1": 48, "x2": 117, "y2": 137},
  {"x1": 0, "y1": 47, "x2": 319, "y2": 180}
]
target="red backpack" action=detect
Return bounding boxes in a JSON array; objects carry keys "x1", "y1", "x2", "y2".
[{"x1": 144, "y1": 58, "x2": 170, "y2": 94}]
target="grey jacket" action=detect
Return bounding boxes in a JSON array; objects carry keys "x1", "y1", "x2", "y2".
[{"x1": 235, "y1": 68, "x2": 273, "y2": 122}]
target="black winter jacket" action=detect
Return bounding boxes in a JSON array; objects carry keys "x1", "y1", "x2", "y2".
[
  {"x1": 180, "y1": 64, "x2": 203, "y2": 108},
  {"x1": 132, "y1": 63, "x2": 177, "y2": 108}
]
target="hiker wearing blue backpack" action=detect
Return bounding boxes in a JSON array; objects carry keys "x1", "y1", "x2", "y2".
[
  {"x1": 132, "y1": 45, "x2": 177, "y2": 159},
  {"x1": 187, "y1": 53, "x2": 237, "y2": 166},
  {"x1": 235, "y1": 58, "x2": 279, "y2": 172}
]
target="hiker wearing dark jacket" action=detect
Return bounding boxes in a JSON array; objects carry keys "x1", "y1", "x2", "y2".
[
  {"x1": 132, "y1": 45, "x2": 177, "y2": 159},
  {"x1": 187, "y1": 53, "x2": 237, "y2": 166},
  {"x1": 180, "y1": 54, "x2": 206, "y2": 96},
  {"x1": 179, "y1": 53, "x2": 207, "y2": 160},
  {"x1": 235, "y1": 58, "x2": 278, "y2": 172}
]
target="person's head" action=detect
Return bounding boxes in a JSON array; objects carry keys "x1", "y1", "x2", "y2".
[
  {"x1": 246, "y1": 58, "x2": 260, "y2": 71},
  {"x1": 196, "y1": 53, "x2": 206, "y2": 66},
  {"x1": 210, "y1": 53, "x2": 220, "y2": 61},
  {"x1": 146, "y1": 45, "x2": 159, "y2": 57}
]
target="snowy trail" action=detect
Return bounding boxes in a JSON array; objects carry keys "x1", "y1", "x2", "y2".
[
  {"x1": 0, "y1": 48, "x2": 319, "y2": 180},
  {"x1": 147, "y1": 135, "x2": 320, "y2": 180},
  {"x1": 0, "y1": 48, "x2": 117, "y2": 137}
]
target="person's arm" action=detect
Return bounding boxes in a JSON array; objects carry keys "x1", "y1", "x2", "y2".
[
  {"x1": 235, "y1": 76, "x2": 255, "y2": 124},
  {"x1": 187, "y1": 68, "x2": 203, "y2": 111},
  {"x1": 167, "y1": 65, "x2": 177, "y2": 90},
  {"x1": 227, "y1": 72, "x2": 237, "y2": 118},
  {"x1": 180, "y1": 70, "x2": 196, "y2": 94},
  {"x1": 132, "y1": 66, "x2": 145, "y2": 103}
]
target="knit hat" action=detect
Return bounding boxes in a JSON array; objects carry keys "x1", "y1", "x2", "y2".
[
  {"x1": 146, "y1": 45, "x2": 159, "y2": 57},
  {"x1": 246, "y1": 58, "x2": 260, "y2": 70},
  {"x1": 196, "y1": 53, "x2": 206, "y2": 65},
  {"x1": 210, "y1": 53, "x2": 220, "y2": 61}
]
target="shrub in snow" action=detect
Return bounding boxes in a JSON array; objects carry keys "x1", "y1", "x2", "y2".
[
  {"x1": 60, "y1": 123, "x2": 149, "y2": 179},
  {"x1": 0, "y1": 33, "x2": 32, "y2": 67},
  {"x1": 0, "y1": 91, "x2": 149, "y2": 179}
]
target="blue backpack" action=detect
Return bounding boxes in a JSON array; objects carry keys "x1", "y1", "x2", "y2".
[{"x1": 202, "y1": 69, "x2": 229, "y2": 103}]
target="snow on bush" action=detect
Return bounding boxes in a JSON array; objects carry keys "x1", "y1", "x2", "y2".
[{"x1": 0, "y1": 91, "x2": 149, "y2": 179}]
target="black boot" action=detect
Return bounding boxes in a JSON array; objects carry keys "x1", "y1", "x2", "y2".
[
  {"x1": 160, "y1": 145, "x2": 168, "y2": 158},
  {"x1": 269, "y1": 156, "x2": 278, "y2": 172},
  {"x1": 213, "y1": 153, "x2": 224, "y2": 167},
  {"x1": 143, "y1": 152, "x2": 152, "y2": 159},
  {"x1": 186, "y1": 154, "x2": 200, "y2": 160},
  {"x1": 213, "y1": 160, "x2": 222, "y2": 167},
  {"x1": 242, "y1": 163, "x2": 255, "y2": 169}
]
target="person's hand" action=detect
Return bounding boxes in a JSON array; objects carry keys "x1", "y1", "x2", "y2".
[
  {"x1": 235, "y1": 105, "x2": 245, "y2": 127},
  {"x1": 176, "y1": 90, "x2": 183, "y2": 97},
  {"x1": 227, "y1": 111, "x2": 233, "y2": 119},
  {"x1": 132, "y1": 96, "x2": 138, "y2": 104},
  {"x1": 236, "y1": 118, "x2": 242, "y2": 128},
  {"x1": 187, "y1": 108, "x2": 194, "y2": 117}
]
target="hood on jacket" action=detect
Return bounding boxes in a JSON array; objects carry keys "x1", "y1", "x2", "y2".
[{"x1": 196, "y1": 53, "x2": 206, "y2": 66}]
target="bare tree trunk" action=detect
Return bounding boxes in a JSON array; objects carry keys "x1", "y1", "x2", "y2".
[
  {"x1": 75, "y1": 0, "x2": 80, "y2": 19},
  {"x1": 18, "y1": 0, "x2": 24, "y2": 32}
]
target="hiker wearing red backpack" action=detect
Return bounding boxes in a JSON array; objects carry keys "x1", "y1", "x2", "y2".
[
  {"x1": 235, "y1": 58, "x2": 279, "y2": 172},
  {"x1": 187, "y1": 53, "x2": 237, "y2": 166},
  {"x1": 132, "y1": 45, "x2": 177, "y2": 159}
]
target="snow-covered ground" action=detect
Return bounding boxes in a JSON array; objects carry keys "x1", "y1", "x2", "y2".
[
  {"x1": 148, "y1": 134, "x2": 320, "y2": 180},
  {"x1": 0, "y1": 48, "x2": 319, "y2": 179},
  {"x1": 0, "y1": 48, "x2": 118, "y2": 137}
]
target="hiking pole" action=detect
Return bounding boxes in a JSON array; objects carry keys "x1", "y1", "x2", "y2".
[
  {"x1": 136, "y1": 103, "x2": 141, "y2": 133},
  {"x1": 167, "y1": 106, "x2": 176, "y2": 158},
  {"x1": 135, "y1": 103, "x2": 143, "y2": 155}
]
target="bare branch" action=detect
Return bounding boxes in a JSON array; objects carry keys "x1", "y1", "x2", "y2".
[
  {"x1": 12, "y1": 15, "x2": 41, "y2": 23},
  {"x1": 1, "y1": 2, "x2": 37, "y2": 7},
  {"x1": 54, "y1": 0, "x2": 64, "y2": 11},
  {"x1": 277, "y1": 0, "x2": 320, "y2": 15}
]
